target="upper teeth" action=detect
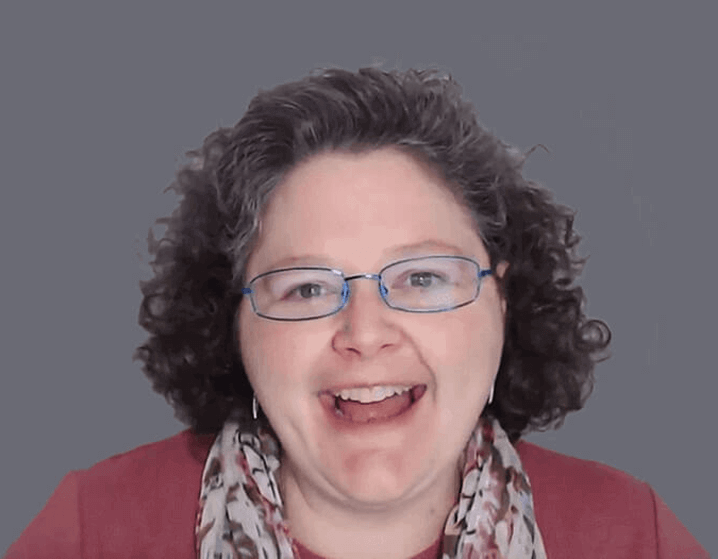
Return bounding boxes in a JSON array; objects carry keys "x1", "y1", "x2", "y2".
[{"x1": 335, "y1": 385, "x2": 412, "y2": 404}]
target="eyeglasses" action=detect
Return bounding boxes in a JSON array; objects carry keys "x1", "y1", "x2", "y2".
[{"x1": 241, "y1": 255, "x2": 492, "y2": 321}]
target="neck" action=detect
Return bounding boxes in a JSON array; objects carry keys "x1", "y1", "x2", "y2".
[{"x1": 278, "y1": 459, "x2": 460, "y2": 559}]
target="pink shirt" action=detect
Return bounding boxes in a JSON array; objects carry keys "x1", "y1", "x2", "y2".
[{"x1": 4, "y1": 430, "x2": 709, "y2": 558}]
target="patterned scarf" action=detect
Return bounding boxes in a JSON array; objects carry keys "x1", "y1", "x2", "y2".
[{"x1": 196, "y1": 416, "x2": 547, "y2": 559}]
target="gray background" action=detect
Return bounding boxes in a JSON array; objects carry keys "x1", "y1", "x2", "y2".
[{"x1": 1, "y1": 2, "x2": 715, "y2": 555}]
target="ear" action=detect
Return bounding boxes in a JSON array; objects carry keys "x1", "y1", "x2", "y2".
[
  {"x1": 495, "y1": 260, "x2": 509, "y2": 279},
  {"x1": 494, "y1": 261, "x2": 509, "y2": 316}
]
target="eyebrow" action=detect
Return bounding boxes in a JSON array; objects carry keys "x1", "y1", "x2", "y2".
[{"x1": 266, "y1": 239, "x2": 467, "y2": 270}]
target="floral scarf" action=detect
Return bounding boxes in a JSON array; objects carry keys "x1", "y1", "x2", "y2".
[{"x1": 196, "y1": 416, "x2": 547, "y2": 559}]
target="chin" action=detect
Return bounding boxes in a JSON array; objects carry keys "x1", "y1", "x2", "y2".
[
  {"x1": 329, "y1": 451, "x2": 431, "y2": 508},
  {"x1": 339, "y1": 478, "x2": 417, "y2": 508}
]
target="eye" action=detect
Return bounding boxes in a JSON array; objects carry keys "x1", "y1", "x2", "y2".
[
  {"x1": 408, "y1": 271, "x2": 443, "y2": 288},
  {"x1": 285, "y1": 283, "x2": 327, "y2": 300},
  {"x1": 391, "y1": 270, "x2": 449, "y2": 290}
]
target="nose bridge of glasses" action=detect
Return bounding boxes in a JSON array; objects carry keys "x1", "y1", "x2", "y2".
[{"x1": 343, "y1": 273, "x2": 388, "y2": 300}]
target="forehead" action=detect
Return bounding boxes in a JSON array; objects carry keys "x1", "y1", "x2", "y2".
[{"x1": 247, "y1": 148, "x2": 485, "y2": 275}]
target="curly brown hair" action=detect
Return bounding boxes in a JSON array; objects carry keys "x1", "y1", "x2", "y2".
[{"x1": 135, "y1": 67, "x2": 610, "y2": 443}]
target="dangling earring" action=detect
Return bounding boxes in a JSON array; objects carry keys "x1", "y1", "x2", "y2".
[
  {"x1": 488, "y1": 383, "x2": 495, "y2": 405},
  {"x1": 252, "y1": 394, "x2": 259, "y2": 420}
]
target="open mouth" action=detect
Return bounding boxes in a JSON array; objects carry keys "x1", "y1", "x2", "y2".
[{"x1": 321, "y1": 384, "x2": 427, "y2": 424}]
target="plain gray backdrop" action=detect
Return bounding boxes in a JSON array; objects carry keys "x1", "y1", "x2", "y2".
[{"x1": 1, "y1": 2, "x2": 715, "y2": 555}]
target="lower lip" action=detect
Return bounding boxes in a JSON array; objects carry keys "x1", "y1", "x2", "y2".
[{"x1": 318, "y1": 385, "x2": 427, "y2": 434}]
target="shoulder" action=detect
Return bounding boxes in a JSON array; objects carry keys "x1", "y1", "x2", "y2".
[
  {"x1": 515, "y1": 440, "x2": 708, "y2": 559},
  {"x1": 80, "y1": 428, "x2": 214, "y2": 483},
  {"x1": 515, "y1": 438, "x2": 652, "y2": 506},
  {"x1": 78, "y1": 429, "x2": 214, "y2": 552},
  {"x1": 6, "y1": 430, "x2": 215, "y2": 558},
  {"x1": 75, "y1": 428, "x2": 214, "y2": 515}
]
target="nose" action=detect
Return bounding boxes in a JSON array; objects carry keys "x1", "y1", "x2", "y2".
[{"x1": 331, "y1": 275, "x2": 402, "y2": 360}]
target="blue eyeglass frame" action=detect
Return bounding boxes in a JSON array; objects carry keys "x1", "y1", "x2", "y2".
[{"x1": 241, "y1": 255, "x2": 493, "y2": 322}]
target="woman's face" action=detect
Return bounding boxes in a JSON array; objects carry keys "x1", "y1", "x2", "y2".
[{"x1": 239, "y1": 148, "x2": 506, "y2": 510}]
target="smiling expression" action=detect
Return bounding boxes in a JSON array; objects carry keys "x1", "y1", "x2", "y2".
[{"x1": 238, "y1": 147, "x2": 507, "y2": 510}]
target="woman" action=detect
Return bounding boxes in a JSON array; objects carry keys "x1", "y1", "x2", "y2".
[{"x1": 6, "y1": 68, "x2": 708, "y2": 558}]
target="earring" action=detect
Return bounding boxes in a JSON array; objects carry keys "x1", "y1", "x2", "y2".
[
  {"x1": 488, "y1": 383, "x2": 495, "y2": 405},
  {"x1": 252, "y1": 394, "x2": 259, "y2": 420}
]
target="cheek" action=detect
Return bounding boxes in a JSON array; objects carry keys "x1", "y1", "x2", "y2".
[
  {"x1": 238, "y1": 304, "x2": 279, "y2": 387},
  {"x1": 238, "y1": 304, "x2": 321, "y2": 390},
  {"x1": 417, "y1": 308, "x2": 504, "y2": 387}
]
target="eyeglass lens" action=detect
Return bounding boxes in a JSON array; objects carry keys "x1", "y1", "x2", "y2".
[{"x1": 247, "y1": 256, "x2": 482, "y2": 320}]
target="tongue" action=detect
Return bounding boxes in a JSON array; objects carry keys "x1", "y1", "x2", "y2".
[{"x1": 336, "y1": 391, "x2": 413, "y2": 423}]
